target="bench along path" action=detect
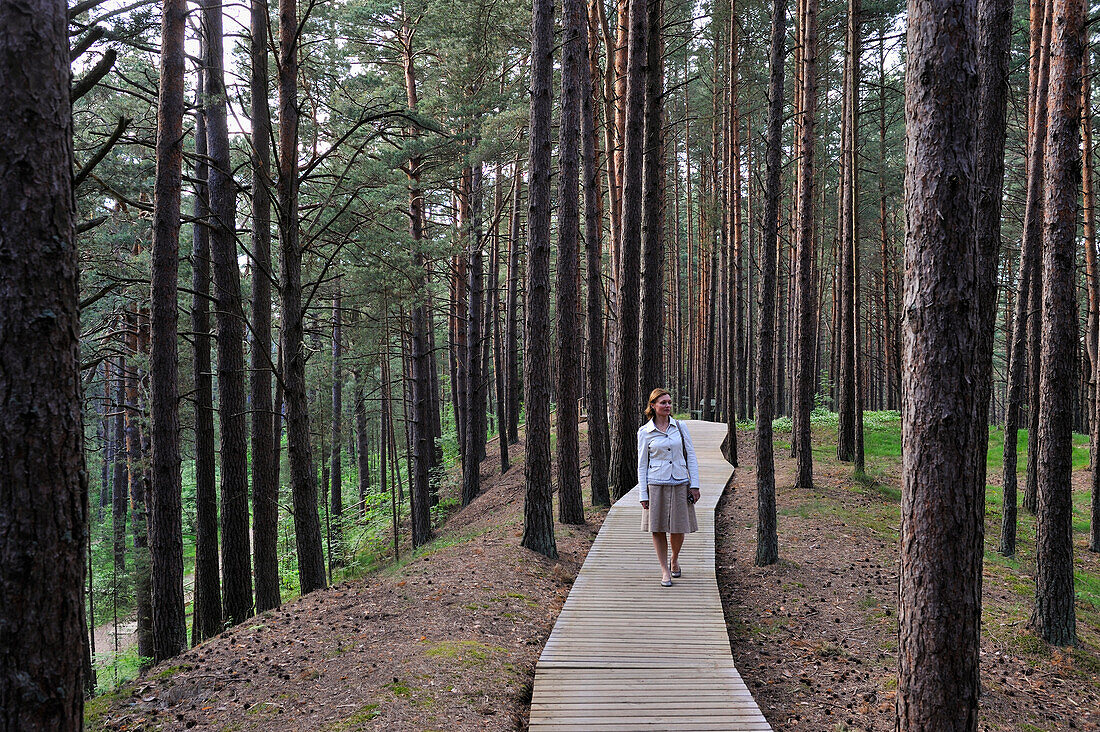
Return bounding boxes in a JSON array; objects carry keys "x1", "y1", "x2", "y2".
[{"x1": 529, "y1": 420, "x2": 772, "y2": 731}]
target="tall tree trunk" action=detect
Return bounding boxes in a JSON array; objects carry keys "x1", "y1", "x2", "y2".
[
  {"x1": 330, "y1": 291, "x2": 343, "y2": 563},
  {"x1": 597, "y1": 0, "x2": 621, "y2": 273},
  {"x1": 128, "y1": 307, "x2": 154, "y2": 666},
  {"x1": 490, "y1": 180, "x2": 511, "y2": 473},
  {"x1": 279, "y1": 0, "x2": 327, "y2": 593},
  {"x1": 354, "y1": 371, "x2": 371, "y2": 512},
  {"x1": 400, "y1": 18, "x2": 437, "y2": 542},
  {"x1": 969, "y1": 0, "x2": 1011, "y2": 571},
  {"x1": 608, "y1": 0, "x2": 649, "y2": 500},
  {"x1": 463, "y1": 164, "x2": 486, "y2": 506},
  {"x1": 896, "y1": 0, "x2": 983, "y2": 722},
  {"x1": 558, "y1": 0, "x2": 587, "y2": 525},
  {"x1": 149, "y1": 0, "x2": 188, "y2": 662},
  {"x1": 190, "y1": 80, "x2": 221, "y2": 645},
  {"x1": 453, "y1": 205, "x2": 470, "y2": 457},
  {"x1": 1003, "y1": 0, "x2": 1052, "y2": 551},
  {"x1": 723, "y1": 1, "x2": 741, "y2": 464},
  {"x1": 98, "y1": 373, "x2": 110, "y2": 523},
  {"x1": 638, "y1": 0, "x2": 664, "y2": 400},
  {"x1": 505, "y1": 167, "x2": 524, "y2": 445},
  {"x1": 113, "y1": 357, "x2": 128, "y2": 577},
  {"x1": 205, "y1": 0, "x2": 253, "y2": 626},
  {"x1": 877, "y1": 26, "x2": 897, "y2": 410},
  {"x1": 426, "y1": 298, "x2": 444, "y2": 479},
  {"x1": 1034, "y1": 0, "x2": 1083, "y2": 646},
  {"x1": 755, "y1": 0, "x2": 786, "y2": 567},
  {"x1": 793, "y1": 0, "x2": 818, "y2": 493},
  {"x1": 251, "y1": 0, "x2": 280, "y2": 614},
  {"x1": 0, "y1": 0, "x2": 86, "y2": 720},
  {"x1": 1082, "y1": 52, "x2": 1100, "y2": 554},
  {"x1": 1024, "y1": 0, "x2": 1053, "y2": 517},
  {"x1": 1025, "y1": 255, "x2": 1043, "y2": 512},
  {"x1": 521, "y1": 0, "x2": 559, "y2": 557},
  {"x1": 836, "y1": 0, "x2": 857, "y2": 464},
  {"x1": 583, "y1": 0, "x2": 611, "y2": 508},
  {"x1": 850, "y1": 0, "x2": 864, "y2": 470}
]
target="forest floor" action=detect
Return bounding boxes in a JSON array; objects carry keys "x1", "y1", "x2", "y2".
[
  {"x1": 86, "y1": 427, "x2": 608, "y2": 731},
  {"x1": 717, "y1": 417, "x2": 1100, "y2": 731},
  {"x1": 86, "y1": 417, "x2": 1100, "y2": 732}
]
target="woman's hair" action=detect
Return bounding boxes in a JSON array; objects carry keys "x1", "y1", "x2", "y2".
[{"x1": 644, "y1": 388, "x2": 672, "y2": 421}]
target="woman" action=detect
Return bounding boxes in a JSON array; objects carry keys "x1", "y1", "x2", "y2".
[{"x1": 638, "y1": 388, "x2": 701, "y2": 586}]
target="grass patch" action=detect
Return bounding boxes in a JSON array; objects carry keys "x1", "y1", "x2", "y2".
[
  {"x1": 387, "y1": 681, "x2": 414, "y2": 697},
  {"x1": 326, "y1": 703, "x2": 380, "y2": 730}
]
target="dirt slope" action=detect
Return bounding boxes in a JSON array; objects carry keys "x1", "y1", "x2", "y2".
[{"x1": 87, "y1": 433, "x2": 607, "y2": 732}]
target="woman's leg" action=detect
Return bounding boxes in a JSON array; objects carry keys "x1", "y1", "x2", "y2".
[
  {"x1": 669, "y1": 533, "x2": 685, "y2": 571},
  {"x1": 651, "y1": 532, "x2": 671, "y2": 581}
]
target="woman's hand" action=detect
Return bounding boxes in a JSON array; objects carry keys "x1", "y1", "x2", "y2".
[
  {"x1": 689, "y1": 488, "x2": 701, "y2": 504},
  {"x1": 641, "y1": 500, "x2": 649, "y2": 510}
]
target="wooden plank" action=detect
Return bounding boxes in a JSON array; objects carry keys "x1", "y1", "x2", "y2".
[{"x1": 528, "y1": 421, "x2": 773, "y2": 730}]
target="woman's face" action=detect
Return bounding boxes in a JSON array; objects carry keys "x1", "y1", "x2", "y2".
[{"x1": 654, "y1": 394, "x2": 673, "y2": 417}]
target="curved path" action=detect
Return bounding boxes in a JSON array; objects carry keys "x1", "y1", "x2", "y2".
[{"x1": 529, "y1": 420, "x2": 772, "y2": 731}]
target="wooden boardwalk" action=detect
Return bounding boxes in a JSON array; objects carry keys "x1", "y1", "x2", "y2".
[{"x1": 529, "y1": 420, "x2": 772, "y2": 731}]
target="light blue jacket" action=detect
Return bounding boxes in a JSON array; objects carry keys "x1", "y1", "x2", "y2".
[{"x1": 636, "y1": 417, "x2": 701, "y2": 502}]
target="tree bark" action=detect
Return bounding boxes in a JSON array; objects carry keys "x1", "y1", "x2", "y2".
[
  {"x1": 1024, "y1": 0, "x2": 1051, "y2": 516},
  {"x1": 0, "y1": 0, "x2": 86, "y2": 720},
  {"x1": 490, "y1": 178, "x2": 511, "y2": 473},
  {"x1": 190, "y1": 77, "x2": 221, "y2": 645},
  {"x1": 330, "y1": 291, "x2": 343, "y2": 562},
  {"x1": 279, "y1": 0, "x2": 327, "y2": 593},
  {"x1": 251, "y1": 0, "x2": 280, "y2": 614},
  {"x1": 723, "y1": 2, "x2": 741, "y2": 464},
  {"x1": 399, "y1": 19, "x2": 437, "y2": 543},
  {"x1": 205, "y1": 0, "x2": 253, "y2": 626},
  {"x1": 969, "y1": 0, "x2": 1011, "y2": 570},
  {"x1": 608, "y1": 0, "x2": 650, "y2": 500},
  {"x1": 505, "y1": 167, "x2": 524, "y2": 445},
  {"x1": 127, "y1": 307, "x2": 154, "y2": 666},
  {"x1": 113, "y1": 357, "x2": 128, "y2": 577},
  {"x1": 793, "y1": 0, "x2": 818, "y2": 493},
  {"x1": 1083, "y1": 53, "x2": 1100, "y2": 554},
  {"x1": 149, "y1": 0, "x2": 188, "y2": 662},
  {"x1": 638, "y1": 0, "x2": 664, "y2": 401},
  {"x1": 521, "y1": 0, "x2": 559, "y2": 557},
  {"x1": 1033, "y1": 0, "x2": 1083, "y2": 646},
  {"x1": 1003, "y1": 0, "x2": 1052, "y2": 551},
  {"x1": 755, "y1": 0, "x2": 786, "y2": 567},
  {"x1": 583, "y1": 0, "x2": 611, "y2": 508},
  {"x1": 558, "y1": 0, "x2": 587, "y2": 525},
  {"x1": 836, "y1": 0, "x2": 859, "y2": 464},
  {"x1": 463, "y1": 164, "x2": 486, "y2": 506},
  {"x1": 896, "y1": 0, "x2": 983, "y2": 723},
  {"x1": 354, "y1": 371, "x2": 371, "y2": 512}
]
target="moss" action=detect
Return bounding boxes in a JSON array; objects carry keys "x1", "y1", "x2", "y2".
[
  {"x1": 1011, "y1": 631, "x2": 1050, "y2": 658},
  {"x1": 152, "y1": 663, "x2": 190, "y2": 680},
  {"x1": 387, "y1": 681, "x2": 414, "y2": 697},
  {"x1": 423, "y1": 640, "x2": 505, "y2": 665},
  {"x1": 83, "y1": 688, "x2": 128, "y2": 729}
]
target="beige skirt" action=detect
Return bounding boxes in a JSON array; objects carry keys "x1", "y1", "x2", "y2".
[{"x1": 641, "y1": 482, "x2": 698, "y2": 534}]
